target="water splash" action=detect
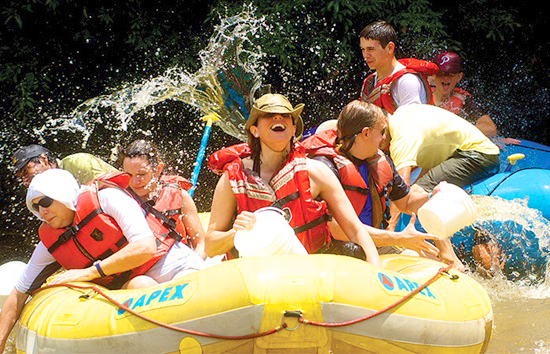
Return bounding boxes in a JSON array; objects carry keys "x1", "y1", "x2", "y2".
[
  {"x1": 456, "y1": 195, "x2": 550, "y2": 290},
  {"x1": 472, "y1": 195, "x2": 550, "y2": 255},
  {"x1": 37, "y1": 5, "x2": 267, "y2": 147}
]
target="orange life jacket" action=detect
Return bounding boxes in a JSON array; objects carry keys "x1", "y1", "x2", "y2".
[
  {"x1": 433, "y1": 87, "x2": 471, "y2": 115},
  {"x1": 208, "y1": 142, "x2": 332, "y2": 254},
  {"x1": 360, "y1": 58, "x2": 438, "y2": 114},
  {"x1": 142, "y1": 175, "x2": 193, "y2": 247},
  {"x1": 39, "y1": 173, "x2": 177, "y2": 289},
  {"x1": 302, "y1": 129, "x2": 394, "y2": 228}
]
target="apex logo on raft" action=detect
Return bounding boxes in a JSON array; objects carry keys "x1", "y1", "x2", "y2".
[
  {"x1": 377, "y1": 272, "x2": 436, "y2": 299},
  {"x1": 118, "y1": 283, "x2": 189, "y2": 315}
]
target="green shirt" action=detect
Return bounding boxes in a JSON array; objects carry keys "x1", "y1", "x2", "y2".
[{"x1": 58, "y1": 153, "x2": 118, "y2": 184}]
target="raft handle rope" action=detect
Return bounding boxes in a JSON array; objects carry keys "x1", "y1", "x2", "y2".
[
  {"x1": 297, "y1": 264, "x2": 453, "y2": 328},
  {"x1": 32, "y1": 264, "x2": 452, "y2": 338},
  {"x1": 283, "y1": 310, "x2": 303, "y2": 331},
  {"x1": 33, "y1": 282, "x2": 287, "y2": 340}
]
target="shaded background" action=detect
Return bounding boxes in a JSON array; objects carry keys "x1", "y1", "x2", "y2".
[{"x1": 0, "y1": 0, "x2": 548, "y2": 262}]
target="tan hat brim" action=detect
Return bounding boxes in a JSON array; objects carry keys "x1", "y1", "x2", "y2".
[{"x1": 246, "y1": 103, "x2": 304, "y2": 138}]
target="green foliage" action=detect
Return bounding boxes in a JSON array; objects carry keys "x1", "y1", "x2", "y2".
[
  {"x1": 209, "y1": 0, "x2": 451, "y2": 124},
  {"x1": 0, "y1": 0, "x2": 212, "y2": 135},
  {"x1": 453, "y1": 0, "x2": 521, "y2": 42}
]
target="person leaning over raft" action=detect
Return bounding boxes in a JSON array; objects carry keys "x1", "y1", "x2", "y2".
[
  {"x1": 384, "y1": 104, "x2": 500, "y2": 191},
  {"x1": 120, "y1": 139, "x2": 207, "y2": 260},
  {"x1": 306, "y1": 101, "x2": 462, "y2": 270},
  {"x1": 0, "y1": 169, "x2": 205, "y2": 352},
  {"x1": 359, "y1": 20, "x2": 438, "y2": 114},
  {"x1": 12, "y1": 144, "x2": 117, "y2": 187},
  {"x1": 383, "y1": 104, "x2": 500, "y2": 234},
  {"x1": 205, "y1": 93, "x2": 380, "y2": 265}
]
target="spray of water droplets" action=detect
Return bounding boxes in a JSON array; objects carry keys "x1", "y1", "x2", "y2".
[{"x1": 34, "y1": 5, "x2": 268, "y2": 147}]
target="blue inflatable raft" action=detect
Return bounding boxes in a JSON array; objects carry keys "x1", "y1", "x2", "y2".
[{"x1": 398, "y1": 139, "x2": 550, "y2": 280}]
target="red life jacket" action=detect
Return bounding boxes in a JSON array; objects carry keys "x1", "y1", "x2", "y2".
[
  {"x1": 360, "y1": 58, "x2": 439, "y2": 114},
  {"x1": 39, "y1": 173, "x2": 178, "y2": 289},
  {"x1": 302, "y1": 129, "x2": 395, "y2": 228},
  {"x1": 110, "y1": 172, "x2": 192, "y2": 248},
  {"x1": 208, "y1": 142, "x2": 332, "y2": 254},
  {"x1": 149, "y1": 175, "x2": 193, "y2": 247},
  {"x1": 432, "y1": 87, "x2": 471, "y2": 115}
]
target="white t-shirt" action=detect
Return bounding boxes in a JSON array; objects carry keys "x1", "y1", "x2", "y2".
[
  {"x1": 390, "y1": 62, "x2": 428, "y2": 106},
  {"x1": 16, "y1": 188, "x2": 204, "y2": 293}
]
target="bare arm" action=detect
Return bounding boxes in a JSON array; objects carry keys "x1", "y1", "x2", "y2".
[
  {"x1": 205, "y1": 172, "x2": 240, "y2": 257},
  {"x1": 49, "y1": 237, "x2": 157, "y2": 284},
  {"x1": 180, "y1": 190, "x2": 207, "y2": 260},
  {"x1": 0, "y1": 289, "x2": 29, "y2": 352},
  {"x1": 392, "y1": 184, "x2": 430, "y2": 215},
  {"x1": 308, "y1": 159, "x2": 380, "y2": 266},
  {"x1": 329, "y1": 214, "x2": 439, "y2": 256},
  {"x1": 475, "y1": 115, "x2": 497, "y2": 138}
]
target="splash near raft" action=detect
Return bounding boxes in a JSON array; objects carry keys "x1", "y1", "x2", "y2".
[
  {"x1": 396, "y1": 141, "x2": 550, "y2": 280},
  {"x1": 16, "y1": 255, "x2": 492, "y2": 353}
]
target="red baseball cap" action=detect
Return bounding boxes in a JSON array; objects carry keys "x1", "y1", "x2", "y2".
[{"x1": 434, "y1": 52, "x2": 462, "y2": 74}]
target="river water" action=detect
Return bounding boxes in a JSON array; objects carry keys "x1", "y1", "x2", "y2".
[{"x1": 480, "y1": 280, "x2": 550, "y2": 353}]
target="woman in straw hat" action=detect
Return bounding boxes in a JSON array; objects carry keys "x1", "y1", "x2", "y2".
[{"x1": 206, "y1": 93, "x2": 380, "y2": 265}]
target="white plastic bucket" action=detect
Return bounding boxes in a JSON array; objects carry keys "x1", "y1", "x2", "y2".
[
  {"x1": 0, "y1": 261, "x2": 27, "y2": 308},
  {"x1": 234, "y1": 207, "x2": 308, "y2": 257},
  {"x1": 418, "y1": 183, "x2": 476, "y2": 240}
]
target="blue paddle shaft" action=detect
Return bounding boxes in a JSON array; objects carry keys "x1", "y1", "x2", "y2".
[{"x1": 189, "y1": 122, "x2": 213, "y2": 198}]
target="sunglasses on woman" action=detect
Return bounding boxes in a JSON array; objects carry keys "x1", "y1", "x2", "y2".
[
  {"x1": 32, "y1": 196, "x2": 54, "y2": 212},
  {"x1": 338, "y1": 126, "x2": 387, "y2": 153}
]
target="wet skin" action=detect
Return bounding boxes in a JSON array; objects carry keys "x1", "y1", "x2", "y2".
[{"x1": 123, "y1": 156, "x2": 162, "y2": 200}]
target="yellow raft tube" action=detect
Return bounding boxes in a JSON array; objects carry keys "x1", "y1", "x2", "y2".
[{"x1": 16, "y1": 254, "x2": 492, "y2": 353}]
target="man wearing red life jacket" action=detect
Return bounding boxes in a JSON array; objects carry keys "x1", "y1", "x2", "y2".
[
  {"x1": 431, "y1": 52, "x2": 498, "y2": 138},
  {"x1": 205, "y1": 93, "x2": 380, "y2": 265},
  {"x1": 431, "y1": 51, "x2": 521, "y2": 146},
  {"x1": 359, "y1": 20, "x2": 438, "y2": 114},
  {"x1": 0, "y1": 169, "x2": 204, "y2": 352}
]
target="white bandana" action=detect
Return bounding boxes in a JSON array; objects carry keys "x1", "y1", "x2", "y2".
[{"x1": 26, "y1": 169, "x2": 81, "y2": 220}]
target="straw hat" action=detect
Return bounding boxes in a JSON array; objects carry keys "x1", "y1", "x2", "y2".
[{"x1": 246, "y1": 94, "x2": 304, "y2": 138}]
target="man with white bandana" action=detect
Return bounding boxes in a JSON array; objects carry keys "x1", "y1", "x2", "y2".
[{"x1": 0, "y1": 169, "x2": 204, "y2": 352}]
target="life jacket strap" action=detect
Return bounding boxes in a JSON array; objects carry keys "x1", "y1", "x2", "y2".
[
  {"x1": 293, "y1": 213, "x2": 333, "y2": 235},
  {"x1": 47, "y1": 208, "x2": 103, "y2": 254},
  {"x1": 342, "y1": 184, "x2": 369, "y2": 195},
  {"x1": 126, "y1": 189, "x2": 183, "y2": 243},
  {"x1": 271, "y1": 191, "x2": 300, "y2": 209}
]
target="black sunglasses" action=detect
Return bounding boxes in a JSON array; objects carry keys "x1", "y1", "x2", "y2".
[{"x1": 32, "y1": 196, "x2": 54, "y2": 212}]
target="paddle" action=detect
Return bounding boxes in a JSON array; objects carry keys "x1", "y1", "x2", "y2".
[{"x1": 189, "y1": 113, "x2": 220, "y2": 197}]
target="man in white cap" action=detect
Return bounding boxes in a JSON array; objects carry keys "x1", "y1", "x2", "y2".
[
  {"x1": 205, "y1": 93, "x2": 380, "y2": 265},
  {"x1": 0, "y1": 169, "x2": 204, "y2": 352}
]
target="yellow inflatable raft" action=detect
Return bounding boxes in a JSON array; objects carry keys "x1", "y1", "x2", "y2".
[{"x1": 16, "y1": 254, "x2": 492, "y2": 353}]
